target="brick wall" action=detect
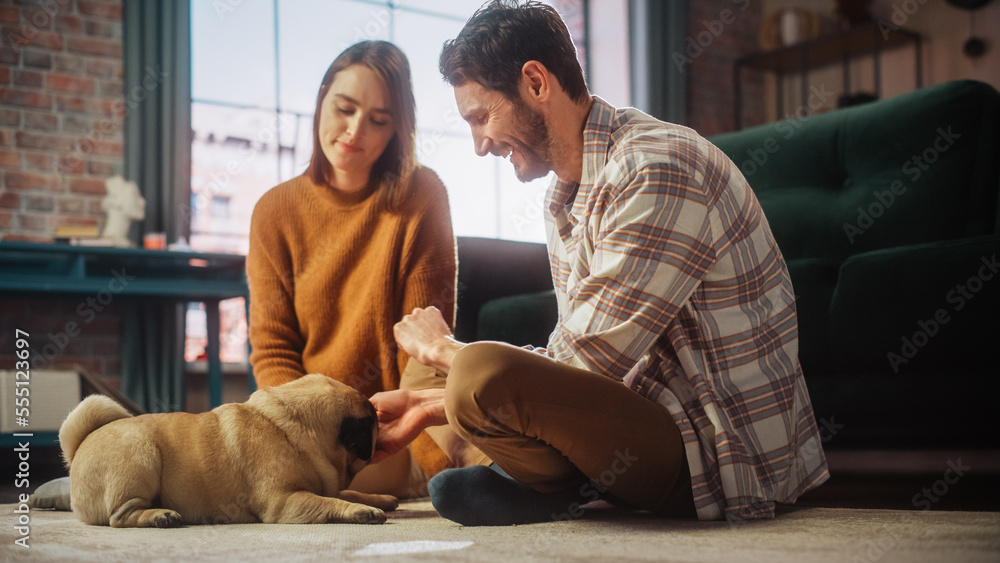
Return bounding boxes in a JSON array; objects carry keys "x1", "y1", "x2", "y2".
[
  {"x1": 0, "y1": 0, "x2": 123, "y2": 242},
  {"x1": 686, "y1": 0, "x2": 766, "y2": 135},
  {"x1": 0, "y1": 0, "x2": 124, "y2": 389},
  {"x1": 0, "y1": 297, "x2": 122, "y2": 377}
]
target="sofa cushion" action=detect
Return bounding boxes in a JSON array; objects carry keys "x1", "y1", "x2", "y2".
[
  {"x1": 455, "y1": 237, "x2": 553, "y2": 343},
  {"x1": 828, "y1": 234, "x2": 1000, "y2": 374},
  {"x1": 785, "y1": 257, "x2": 839, "y2": 375},
  {"x1": 710, "y1": 80, "x2": 1000, "y2": 262},
  {"x1": 477, "y1": 289, "x2": 557, "y2": 347}
]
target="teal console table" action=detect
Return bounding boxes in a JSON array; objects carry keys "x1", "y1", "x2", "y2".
[{"x1": 0, "y1": 241, "x2": 251, "y2": 412}]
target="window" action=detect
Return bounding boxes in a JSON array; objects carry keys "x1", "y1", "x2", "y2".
[
  {"x1": 187, "y1": 0, "x2": 593, "y2": 364},
  {"x1": 190, "y1": 0, "x2": 589, "y2": 253}
]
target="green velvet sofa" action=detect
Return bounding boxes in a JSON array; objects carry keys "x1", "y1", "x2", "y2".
[{"x1": 455, "y1": 80, "x2": 1000, "y2": 449}]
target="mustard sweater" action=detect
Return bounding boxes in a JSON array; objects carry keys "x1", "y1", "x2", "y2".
[{"x1": 247, "y1": 167, "x2": 457, "y2": 394}]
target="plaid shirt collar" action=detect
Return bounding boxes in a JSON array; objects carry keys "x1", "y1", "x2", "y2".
[{"x1": 547, "y1": 96, "x2": 616, "y2": 233}]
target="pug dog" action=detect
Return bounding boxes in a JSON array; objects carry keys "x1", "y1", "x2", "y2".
[{"x1": 59, "y1": 373, "x2": 398, "y2": 527}]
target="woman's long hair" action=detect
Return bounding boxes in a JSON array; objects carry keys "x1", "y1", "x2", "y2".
[{"x1": 305, "y1": 41, "x2": 417, "y2": 211}]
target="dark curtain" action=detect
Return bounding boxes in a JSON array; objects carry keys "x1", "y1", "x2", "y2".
[
  {"x1": 629, "y1": 0, "x2": 687, "y2": 124},
  {"x1": 120, "y1": 302, "x2": 187, "y2": 413},
  {"x1": 120, "y1": 0, "x2": 192, "y2": 412}
]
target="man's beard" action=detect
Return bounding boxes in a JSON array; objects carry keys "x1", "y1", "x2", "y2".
[{"x1": 509, "y1": 97, "x2": 553, "y2": 182}]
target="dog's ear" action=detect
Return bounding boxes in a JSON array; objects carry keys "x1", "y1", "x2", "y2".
[{"x1": 339, "y1": 403, "x2": 376, "y2": 462}]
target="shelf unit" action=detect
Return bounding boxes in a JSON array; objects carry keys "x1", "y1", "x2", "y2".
[
  {"x1": 734, "y1": 21, "x2": 922, "y2": 129},
  {"x1": 0, "y1": 242, "x2": 251, "y2": 413}
]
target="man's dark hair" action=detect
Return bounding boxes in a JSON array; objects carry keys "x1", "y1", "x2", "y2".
[{"x1": 439, "y1": 0, "x2": 588, "y2": 103}]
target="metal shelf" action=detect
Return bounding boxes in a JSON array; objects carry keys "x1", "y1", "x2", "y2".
[{"x1": 734, "y1": 21, "x2": 922, "y2": 129}]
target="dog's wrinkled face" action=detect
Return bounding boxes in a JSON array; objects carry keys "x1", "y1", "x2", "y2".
[
  {"x1": 312, "y1": 376, "x2": 378, "y2": 481},
  {"x1": 250, "y1": 374, "x2": 378, "y2": 477},
  {"x1": 339, "y1": 399, "x2": 377, "y2": 462}
]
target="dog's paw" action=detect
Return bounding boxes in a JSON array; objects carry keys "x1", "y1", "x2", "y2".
[
  {"x1": 150, "y1": 509, "x2": 183, "y2": 528},
  {"x1": 347, "y1": 506, "x2": 386, "y2": 525},
  {"x1": 371, "y1": 494, "x2": 399, "y2": 512}
]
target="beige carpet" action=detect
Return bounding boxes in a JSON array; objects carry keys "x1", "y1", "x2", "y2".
[{"x1": 1, "y1": 499, "x2": 998, "y2": 562}]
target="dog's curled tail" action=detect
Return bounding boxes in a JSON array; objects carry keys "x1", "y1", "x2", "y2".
[{"x1": 59, "y1": 394, "x2": 132, "y2": 467}]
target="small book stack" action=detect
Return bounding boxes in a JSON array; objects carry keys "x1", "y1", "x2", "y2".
[{"x1": 54, "y1": 225, "x2": 115, "y2": 246}]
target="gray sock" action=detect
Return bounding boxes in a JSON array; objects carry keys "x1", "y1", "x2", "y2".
[{"x1": 428, "y1": 464, "x2": 602, "y2": 526}]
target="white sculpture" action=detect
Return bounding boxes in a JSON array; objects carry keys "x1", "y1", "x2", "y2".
[{"x1": 100, "y1": 175, "x2": 146, "y2": 247}]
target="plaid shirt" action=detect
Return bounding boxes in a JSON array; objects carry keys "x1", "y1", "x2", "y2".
[{"x1": 541, "y1": 97, "x2": 829, "y2": 521}]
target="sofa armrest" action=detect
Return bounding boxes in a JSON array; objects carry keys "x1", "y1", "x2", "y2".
[{"x1": 829, "y1": 234, "x2": 1000, "y2": 374}]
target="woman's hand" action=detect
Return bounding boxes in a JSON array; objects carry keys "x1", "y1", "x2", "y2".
[
  {"x1": 394, "y1": 307, "x2": 465, "y2": 374},
  {"x1": 369, "y1": 388, "x2": 446, "y2": 464}
]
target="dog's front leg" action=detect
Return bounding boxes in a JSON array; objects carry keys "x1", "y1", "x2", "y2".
[
  {"x1": 263, "y1": 491, "x2": 386, "y2": 524},
  {"x1": 337, "y1": 490, "x2": 399, "y2": 511}
]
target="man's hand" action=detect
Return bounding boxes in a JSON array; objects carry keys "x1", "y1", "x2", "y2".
[
  {"x1": 394, "y1": 307, "x2": 465, "y2": 374},
  {"x1": 369, "y1": 388, "x2": 447, "y2": 464}
]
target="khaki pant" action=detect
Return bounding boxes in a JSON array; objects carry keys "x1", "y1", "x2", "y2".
[{"x1": 445, "y1": 341, "x2": 695, "y2": 516}]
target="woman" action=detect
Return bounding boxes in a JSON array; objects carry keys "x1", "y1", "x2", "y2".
[{"x1": 247, "y1": 41, "x2": 475, "y2": 497}]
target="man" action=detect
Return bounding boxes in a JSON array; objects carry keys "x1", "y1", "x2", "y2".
[{"x1": 371, "y1": 0, "x2": 828, "y2": 525}]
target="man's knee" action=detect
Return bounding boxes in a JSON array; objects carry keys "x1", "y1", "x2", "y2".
[
  {"x1": 447, "y1": 341, "x2": 521, "y2": 398},
  {"x1": 445, "y1": 342, "x2": 523, "y2": 437}
]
